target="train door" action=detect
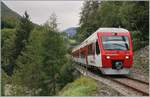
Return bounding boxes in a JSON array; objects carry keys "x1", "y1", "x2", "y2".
[
  {"x1": 85, "y1": 46, "x2": 88, "y2": 65},
  {"x1": 87, "y1": 43, "x2": 95, "y2": 66},
  {"x1": 95, "y1": 40, "x2": 102, "y2": 67},
  {"x1": 80, "y1": 49, "x2": 84, "y2": 64},
  {"x1": 78, "y1": 49, "x2": 82, "y2": 63}
]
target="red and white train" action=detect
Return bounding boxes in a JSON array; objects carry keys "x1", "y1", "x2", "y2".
[{"x1": 72, "y1": 28, "x2": 133, "y2": 75}]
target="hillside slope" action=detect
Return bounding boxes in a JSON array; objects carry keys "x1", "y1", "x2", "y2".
[
  {"x1": 131, "y1": 45, "x2": 149, "y2": 77},
  {"x1": 63, "y1": 27, "x2": 77, "y2": 37},
  {"x1": 1, "y1": 2, "x2": 20, "y2": 18},
  {"x1": 1, "y1": 2, "x2": 21, "y2": 28}
]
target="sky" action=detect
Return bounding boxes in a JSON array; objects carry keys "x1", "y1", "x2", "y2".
[{"x1": 3, "y1": 1, "x2": 84, "y2": 31}]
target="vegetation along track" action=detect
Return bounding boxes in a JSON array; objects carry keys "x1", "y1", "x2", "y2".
[{"x1": 75, "y1": 65, "x2": 149, "y2": 96}]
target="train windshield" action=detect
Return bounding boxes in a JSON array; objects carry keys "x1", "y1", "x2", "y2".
[{"x1": 101, "y1": 36, "x2": 129, "y2": 50}]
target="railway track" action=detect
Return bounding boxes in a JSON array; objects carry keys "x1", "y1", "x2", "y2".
[
  {"x1": 109, "y1": 76, "x2": 149, "y2": 95},
  {"x1": 75, "y1": 65, "x2": 149, "y2": 96}
]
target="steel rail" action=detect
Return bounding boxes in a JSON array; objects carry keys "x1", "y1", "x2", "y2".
[
  {"x1": 124, "y1": 75, "x2": 149, "y2": 85},
  {"x1": 110, "y1": 78, "x2": 149, "y2": 96}
]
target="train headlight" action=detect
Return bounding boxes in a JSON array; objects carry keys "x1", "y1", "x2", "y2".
[
  {"x1": 125, "y1": 56, "x2": 129, "y2": 59},
  {"x1": 106, "y1": 56, "x2": 110, "y2": 59}
]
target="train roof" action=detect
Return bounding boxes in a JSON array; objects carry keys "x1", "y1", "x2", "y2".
[
  {"x1": 72, "y1": 28, "x2": 129, "y2": 52},
  {"x1": 96, "y1": 27, "x2": 129, "y2": 33}
]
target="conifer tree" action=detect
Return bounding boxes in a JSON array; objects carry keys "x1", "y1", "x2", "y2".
[
  {"x1": 75, "y1": 1, "x2": 149, "y2": 44},
  {"x1": 42, "y1": 13, "x2": 68, "y2": 95},
  {"x1": 1, "y1": 28, "x2": 16, "y2": 75},
  {"x1": 44, "y1": 13, "x2": 58, "y2": 31},
  {"x1": 42, "y1": 29, "x2": 67, "y2": 95},
  {"x1": 12, "y1": 27, "x2": 46, "y2": 95},
  {"x1": 13, "y1": 11, "x2": 34, "y2": 69},
  {"x1": 12, "y1": 13, "x2": 68, "y2": 96}
]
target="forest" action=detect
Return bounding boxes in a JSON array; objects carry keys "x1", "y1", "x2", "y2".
[
  {"x1": 74, "y1": 1, "x2": 149, "y2": 51},
  {"x1": 1, "y1": 3, "x2": 74, "y2": 95},
  {"x1": 1, "y1": 1, "x2": 149, "y2": 96}
]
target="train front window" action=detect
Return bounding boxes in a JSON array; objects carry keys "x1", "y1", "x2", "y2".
[{"x1": 101, "y1": 36, "x2": 129, "y2": 50}]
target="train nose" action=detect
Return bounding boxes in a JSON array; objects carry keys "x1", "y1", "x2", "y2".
[{"x1": 112, "y1": 61, "x2": 123, "y2": 70}]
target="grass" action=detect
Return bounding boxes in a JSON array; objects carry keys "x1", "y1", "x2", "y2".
[
  {"x1": 69, "y1": 39, "x2": 76, "y2": 44},
  {"x1": 58, "y1": 76, "x2": 97, "y2": 96}
]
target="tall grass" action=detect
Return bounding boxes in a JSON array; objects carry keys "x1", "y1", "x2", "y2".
[{"x1": 58, "y1": 76, "x2": 97, "y2": 96}]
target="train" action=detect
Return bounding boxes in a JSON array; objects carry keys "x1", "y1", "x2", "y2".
[{"x1": 72, "y1": 27, "x2": 133, "y2": 75}]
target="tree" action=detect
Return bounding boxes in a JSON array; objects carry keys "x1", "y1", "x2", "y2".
[
  {"x1": 75, "y1": 1, "x2": 149, "y2": 47},
  {"x1": 119, "y1": 1, "x2": 149, "y2": 41},
  {"x1": 44, "y1": 13, "x2": 58, "y2": 31},
  {"x1": 1, "y1": 16, "x2": 18, "y2": 29},
  {"x1": 11, "y1": 15, "x2": 70, "y2": 95},
  {"x1": 1, "y1": 28, "x2": 16, "y2": 75},
  {"x1": 76, "y1": 0, "x2": 100, "y2": 42},
  {"x1": 12, "y1": 11, "x2": 34, "y2": 72},
  {"x1": 12, "y1": 27, "x2": 46, "y2": 95},
  {"x1": 42, "y1": 28, "x2": 68, "y2": 95}
]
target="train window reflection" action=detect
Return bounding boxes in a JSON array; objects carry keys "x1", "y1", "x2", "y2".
[
  {"x1": 101, "y1": 36, "x2": 129, "y2": 50},
  {"x1": 96, "y1": 41, "x2": 100, "y2": 54},
  {"x1": 88, "y1": 44, "x2": 93, "y2": 55}
]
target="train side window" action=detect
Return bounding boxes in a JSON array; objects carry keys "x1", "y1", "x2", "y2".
[
  {"x1": 92, "y1": 43, "x2": 95, "y2": 54},
  {"x1": 88, "y1": 44, "x2": 92, "y2": 55},
  {"x1": 96, "y1": 41, "x2": 100, "y2": 54},
  {"x1": 81, "y1": 51, "x2": 85, "y2": 58}
]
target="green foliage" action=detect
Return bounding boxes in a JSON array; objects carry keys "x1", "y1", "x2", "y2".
[
  {"x1": 41, "y1": 27, "x2": 68, "y2": 95},
  {"x1": 75, "y1": 1, "x2": 149, "y2": 46},
  {"x1": 1, "y1": 17, "x2": 19, "y2": 29},
  {"x1": 1, "y1": 2, "x2": 21, "y2": 29},
  {"x1": 98, "y1": 2, "x2": 122, "y2": 27},
  {"x1": 44, "y1": 13, "x2": 58, "y2": 31},
  {"x1": 1, "y1": 2, "x2": 20, "y2": 18},
  {"x1": 11, "y1": 25, "x2": 71, "y2": 95},
  {"x1": 1, "y1": 11, "x2": 34, "y2": 76},
  {"x1": 1, "y1": 3, "x2": 75, "y2": 96},
  {"x1": 58, "y1": 58, "x2": 74, "y2": 89},
  {"x1": 13, "y1": 11, "x2": 34, "y2": 67},
  {"x1": 130, "y1": 31, "x2": 148, "y2": 51},
  {"x1": 1, "y1": 28, "x2": 16, "y2": 75},
  {"x1": 119, "y1": 1, "x2": 149, "y2": 41},
  {"x1": 1, "y1": 28, "x2": 16, "y2": 65},
  {"x1": 58, "y1": 76, "x2": 97, "y2": 96},
  {"x1": 77, "y1": 1, "x2": 99, "y2": 42},
  {"x1": 1, "y1": 70, "x2": 12, "y2": 96},
  {"x1": 9, "y1": 13, "x2": 73, "y2": 96},
  {"x1": 11, "y1": 27, "x2": 46, "y2": 95}
]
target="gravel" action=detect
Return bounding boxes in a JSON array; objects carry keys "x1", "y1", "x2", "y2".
[{"x1": 131, "y1": 45, "x2": 149, "y2": 82}]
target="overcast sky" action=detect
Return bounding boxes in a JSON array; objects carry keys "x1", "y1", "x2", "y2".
[{"x1": 3, "y1": 1, "x2": 84, "y2": 31}]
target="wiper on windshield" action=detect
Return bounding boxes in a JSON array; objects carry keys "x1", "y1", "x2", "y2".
[
  {"x1": 113, "y1": 43, "x2": 126, "y2": 48},
  {"x1": 105, "y1": 48, "x2": 124, "y2": 50}
]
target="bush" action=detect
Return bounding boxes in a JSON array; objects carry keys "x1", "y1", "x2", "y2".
[
  {"x1": 130, "y1": 31, "x2": 148, "y2": 51},
  {"x1": 58, "y1": 76, "x2": 97, "y2": 96}
]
